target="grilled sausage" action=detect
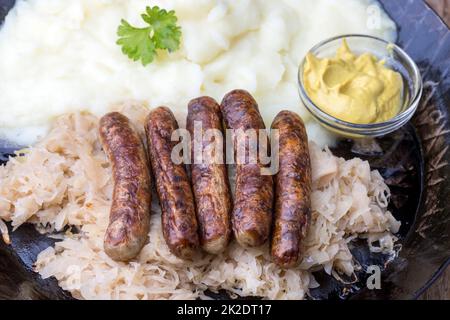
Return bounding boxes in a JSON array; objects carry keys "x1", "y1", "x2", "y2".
[
  {"x1": 270, "y1": 110, "x2": 311, "y2": 268},
  {"x1": 220, "y1": 89, "x2": 274, "y2": 247},
  {"x1": 99, "y1": 112, "x2": 151, "y2": 262},
  {"x1": 187, "y1": 97, "x2": 232, "y2": 254},
  {"x1": 145, "y1": 107, "x2": 199, "y2": 258}
]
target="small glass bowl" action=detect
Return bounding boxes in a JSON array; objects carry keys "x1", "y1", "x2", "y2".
[{"x1": 298, "y1": 34, "x2": 423, "y2": 138}]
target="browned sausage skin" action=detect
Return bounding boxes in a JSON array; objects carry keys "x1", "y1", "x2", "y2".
[
  {"x1": 220, "y1": 89, "x2": 274, "y2": 247},
  {"x1": 187, "y1": 97, "x2": 232, "y2": 254},
  {"x1": 270, "y1": 110, "x2": 311, "y2": 268},
  {"x1": 145, "y1": 106, "x2": 199, "y2": 258},
  {"x1": 99, "y1": 112, "x2": 151, "y2": 262}
]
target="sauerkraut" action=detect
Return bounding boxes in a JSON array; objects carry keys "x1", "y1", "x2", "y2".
[{"x1": 0, "y1": 104, "x2": 400, "y2": 300}]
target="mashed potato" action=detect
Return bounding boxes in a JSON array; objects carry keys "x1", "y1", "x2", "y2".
[{"x1": 0, "y1": 0, "x2": 396, "y2": 146}]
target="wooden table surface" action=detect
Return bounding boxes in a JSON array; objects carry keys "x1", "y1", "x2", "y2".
[
  {"x1": 420, "y1": 0, "x2": 450, "y2": 300},
  {"x1": 427, "y1": 0, "x2": 450, "y2": 26}
]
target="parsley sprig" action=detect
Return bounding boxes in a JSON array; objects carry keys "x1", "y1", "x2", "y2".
[{"x1": 117, "y1": 6, "x2": 181, "y2": 66}]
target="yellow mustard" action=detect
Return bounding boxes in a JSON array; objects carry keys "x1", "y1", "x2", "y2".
[{"x1": 303, "y1": 40, "x2": 403, "y2": 124}]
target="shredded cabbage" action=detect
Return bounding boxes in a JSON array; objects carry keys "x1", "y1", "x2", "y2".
[{"x1": 0, "y1": 104, "x2": 400, "y2": 300}]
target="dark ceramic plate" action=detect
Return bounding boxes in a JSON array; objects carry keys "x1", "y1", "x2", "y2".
[{"x1": 0, "y1": 0, "x2": 449, "y2": 300}]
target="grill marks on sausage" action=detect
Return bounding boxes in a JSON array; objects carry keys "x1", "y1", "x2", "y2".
[
  {"x1": 99, "y1": 112, "x2": 151, "y2": 262},
  {"x1": 270, "y1": 111, "x2": 311, "y2": 268},
  {"x1": 145, "y1": 107, "x2": 199, "y2": 259},
  {"x1": 187, "y1": 97, "x2": 232, "y2": 254},
  {"x1": 100, "y1": 94, "x2": 312, "y2": 265},
  {"x1": 221, "y1": 89, "x2": 274, "y2": 247}
]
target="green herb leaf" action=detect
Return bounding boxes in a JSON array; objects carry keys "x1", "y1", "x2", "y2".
[{"x1": 116, "y1": 6, "x2": 181, "y2": 66}]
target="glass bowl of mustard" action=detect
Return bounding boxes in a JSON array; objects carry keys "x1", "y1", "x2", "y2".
[{"x1": 298, "y1": 34, "x2": 423, "y2": 138}]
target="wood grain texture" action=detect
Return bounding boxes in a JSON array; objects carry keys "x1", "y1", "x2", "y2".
[
  {"x1": 420, "y1": 0, "x2": 450, "y2": 300},
  {"x1": 426, "y1": 0, "x2": 450, "y2": 26},
  {"x1": 420, "y1": 267, "x2": 450, "y2": 300}
]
